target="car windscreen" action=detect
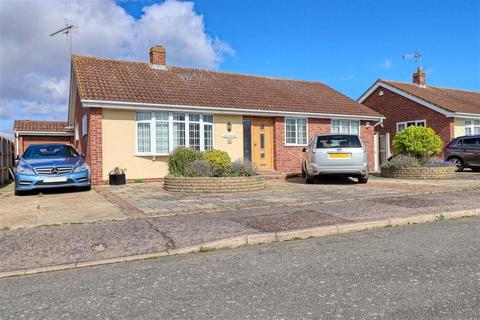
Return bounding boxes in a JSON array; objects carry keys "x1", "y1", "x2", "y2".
[
  {"x1": 316, "y1": 135, "x2": 362, "y2": 149},
  {"x1": 23, "y1": 145, "x2": 78, "y2": 159}
]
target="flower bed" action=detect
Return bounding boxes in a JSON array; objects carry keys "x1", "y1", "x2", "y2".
[
  {"x1": 164, "y1": 175, "x2": 266, "y2": 193},
  {"x1": 380, "y1": 166, "x2": 456, "y2": 180}
]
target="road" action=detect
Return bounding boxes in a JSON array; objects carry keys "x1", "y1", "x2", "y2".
[{"x1": 1, "y1": 217, "x2": 479, "y2": 320}]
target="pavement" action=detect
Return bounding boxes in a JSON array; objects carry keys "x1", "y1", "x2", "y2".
[
  {"x1": 0, "y1": 183, "x2": 126, "y2": 229},
  {"x1": 1, "y1": 217, "x2": 479, "y2": 320},
  {"x1": 1, "y1": 187, "x2": 480, "y2": 274}
]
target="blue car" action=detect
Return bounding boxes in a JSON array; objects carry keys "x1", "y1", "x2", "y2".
[{"x1": 13, "y1": 144, "x2": 91, "y2": 195}]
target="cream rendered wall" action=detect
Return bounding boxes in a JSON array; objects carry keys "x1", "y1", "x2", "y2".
[
  {"x1": 213, "y1": 115, "x2": 244, "y2": 161},
  {"x1": 102, "y1": 109, "x2": 168, "y2": 180},
  {"x1": 454, "y1": 117, "x2": 466, "y2": 137},
  {"x1": 102, "y1": 110, "x2": 245, "y2": 180}
]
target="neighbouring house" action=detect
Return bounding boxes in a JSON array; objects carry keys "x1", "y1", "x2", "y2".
[
  {"x1": 13, "y1": 120, "x2": 74, "y2": 155},
  {"x1": 68, "y1": 45, "x2": 384, "y2": 184},
  {"x1": 358, "y1": 67, "x2": 480, "y2": 168}
]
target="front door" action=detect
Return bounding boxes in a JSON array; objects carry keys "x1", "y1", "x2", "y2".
[{"x1": 250, "y1": 118, "x2": 274, "y2": 170}]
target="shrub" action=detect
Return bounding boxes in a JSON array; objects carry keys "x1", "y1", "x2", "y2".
[
  {"x1": 392, "y1": 126, "x2": 443, "y2": 159},
  {"x1": 203, "y1": 149, "x2": 231, "y2": 170},
  {"x1": 227, "y1": 159, "x2": 257, "y2": 176},
  {"x1": 168, "y1": 147, "x2": 203, "y2": 176},
  {"x1": 382, "y1": 155, "x2": 420, "y2": 169},
  {"x1": 421, "y1": 155, "x2": 456, "y2": 167},
  {"x1": 186, "y1": 160, "x2": 213, "y2": 177}
]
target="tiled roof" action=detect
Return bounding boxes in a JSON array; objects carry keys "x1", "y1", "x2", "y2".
[
  {"x1": 72, "y1": 55, "x2": 382, "y2": 118},
  {"x1": 382, "y1": 80, "x2": 480, "y2": 115},
  {"x1": 13, "y1": 120, "x2": 72, "y2": 133}
]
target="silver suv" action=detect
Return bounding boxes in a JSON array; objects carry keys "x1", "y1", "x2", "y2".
[{"x1": 301, "y1": 134, "x2": 369, "y2": 184}]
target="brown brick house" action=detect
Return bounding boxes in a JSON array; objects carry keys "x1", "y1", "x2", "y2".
[
  {"x1": 68, "y1": 45, "x2": 383, "y2": 184},
  {"x1": 13, "y1": 120, "x2": 74, "y2": 155},
  {"x1": 358, "y1": 67, "x2": 480, "y2": 167}
]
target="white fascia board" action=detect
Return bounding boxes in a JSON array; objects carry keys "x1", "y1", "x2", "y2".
[
  {"x1": 357, "y1": 81, "x2": 454, "y2": 117},
  {"x1": 452, "y1": 113, "x2": 480, "y2": 120},
  {"x1": 81, "y1": 99, "x2": 385, "y2": 121},
  {"x1": 14, "y1": 131, "x2": 74, "y2": 136}
]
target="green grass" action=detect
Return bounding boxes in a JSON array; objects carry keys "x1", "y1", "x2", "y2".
[
  {"x1": 289, "y1": 236, "x2": 303, "y2": 241},
  {"x1": 384, "y1": 223, "x2": 393, "y2": 228},
  {"x1": 436, "y1": 214, "x2": 448, "y2": 221},
  {"x1": 0, "y1": 225, "x2": 10, "y2": 231},
  {"x1": 134, "y1": 179, "x2": 144, "y2": 183},
  {"x1": 199, "y1": 246, "x2": 231, "y2": 253}
]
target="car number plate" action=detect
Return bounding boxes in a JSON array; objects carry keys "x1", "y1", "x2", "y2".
[
  {"x1": 43, "y1": 177, "x2": 67, "y2": 183},
  {"x1": 328, "y1": 153, "x2": 350, "y2": 159}
]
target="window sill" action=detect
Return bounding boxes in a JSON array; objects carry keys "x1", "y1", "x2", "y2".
[
  {"x1": 134, "y1": 153, "x2": 170, "y2": 157},
  {"x1": 284, "y1": 144, "x2": 308, "y2": 147}
]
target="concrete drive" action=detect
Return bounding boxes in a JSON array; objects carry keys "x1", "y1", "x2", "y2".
[
  {"x1": 97, "y1": 174, "x2": 480, "y2": 218},
  {"x1": 0, "y1": 183, "x2": 126, "y2": 229},
  {"x1": 1, "y1": 188, "x2": 479, "y2": 273},
  {"x1": 1, "y1": 217, "x2": 479, "y2": 320}
]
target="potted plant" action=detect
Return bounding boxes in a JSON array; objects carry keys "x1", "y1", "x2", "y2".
[{"x1": 109, "y1": 167, "x2": 126, "y2": 185}]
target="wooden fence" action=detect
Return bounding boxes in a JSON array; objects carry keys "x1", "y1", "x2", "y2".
[{"x1": 0, "y1": 135, "x2": 14, "y2": 185}]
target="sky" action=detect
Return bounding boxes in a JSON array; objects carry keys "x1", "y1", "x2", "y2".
[{"x1": 0, "y1": 0, "x2": 479, "y2": 137}]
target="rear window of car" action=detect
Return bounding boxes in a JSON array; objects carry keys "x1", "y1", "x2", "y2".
[
  {"x1": 463, "y1": 137, "x2": 480, "y2": 147},
  {"x1": 316, "y1": 135, "x2": 362, "y2": 149},
  {"x1": 23, "y1": 145, "x2": 79, "y2": 159}
]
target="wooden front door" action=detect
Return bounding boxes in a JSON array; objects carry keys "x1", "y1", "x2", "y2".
[{"x1": 250, "y1": 118, "x2": 274, "y2": 170}]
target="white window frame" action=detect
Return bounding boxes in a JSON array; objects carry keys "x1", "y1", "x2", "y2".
[
  {"x1": 331, "y1": 119, "x2": 361, "y2": 135},
  {"x1": 82, "y1": 114, "x2": 88, "y2": 137},
  {"x1": 74, "y1": 124, "x2": 79, "y2": 141},
  {"x1": 464, "y1": 119, "x2": 480, "y2": 136},
  {"x1": 284, "y1": 117, "x2": 308, "y2": 146},
  {"x1": 396, "y1": 119, "x2": 426, "y2": 132},
  {"x1": 135, "y1": 112, "x2": 214, "y2": 156}
]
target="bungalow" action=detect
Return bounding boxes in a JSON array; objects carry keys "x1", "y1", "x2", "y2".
[
  {"x1": 359, "y1": 67, "x2": 480, "y2": 166},
  {"x1": 13, "y1": 120, "x2": 74, "y2": 155},
  {"x1": 68, "y1": 45, "x2": 383, "y2": 184}
]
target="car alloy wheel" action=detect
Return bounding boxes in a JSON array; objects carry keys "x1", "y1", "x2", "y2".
[{"x1": 450, "y1": 158, "x2": 464, "y2": 172}]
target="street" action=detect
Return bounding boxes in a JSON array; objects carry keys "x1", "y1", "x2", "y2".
[{"x1": 1, "y1": 217, "x2": 479, "y2": 320}]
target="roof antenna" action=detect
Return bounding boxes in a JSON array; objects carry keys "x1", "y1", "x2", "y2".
[
  {"x1": 402, "y1": 50, "x2": 423, "y2": 69},
  {"x1": 50, "y1": 19, "x2": 79, "y2": 60}
]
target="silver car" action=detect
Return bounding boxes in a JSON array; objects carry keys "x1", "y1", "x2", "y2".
[{"x1": 301, "y1": 134, "x2": 369, "y2": 184}]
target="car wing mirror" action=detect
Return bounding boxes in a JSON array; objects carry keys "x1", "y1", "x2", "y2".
[
  {"x1": 81, "y1": 152, "x2": 86, "y2": 158},
  {"x1": 15, "y1": 154, "x2": 20, "y2": 161}
]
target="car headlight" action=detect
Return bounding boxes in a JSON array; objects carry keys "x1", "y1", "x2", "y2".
[
  {"x1": 17, "y1": 165, "x2": 35, "y2": 175},
  {"x1": 74, "y1": 163, "x2": 89, "y2": 173}
]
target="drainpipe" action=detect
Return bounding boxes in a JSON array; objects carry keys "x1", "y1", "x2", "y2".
[{"x1": 15, "y1": 132, "x2": 19, "y2": 156}]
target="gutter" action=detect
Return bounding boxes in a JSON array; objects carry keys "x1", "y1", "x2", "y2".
[{"x1": 81, "y1": 99, "x2": 385, "y2": 121}]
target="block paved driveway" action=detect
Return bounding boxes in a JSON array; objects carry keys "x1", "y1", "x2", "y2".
[{"x1": 97, "y1": 174, "x2": 479, "y2": 218}]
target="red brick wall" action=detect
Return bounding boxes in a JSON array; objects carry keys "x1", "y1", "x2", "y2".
[
  {"x1": 273, "y1": 117, "x2": 375, "y2": 173},
  {"x1": 73, "y1": 87, "x2": 103, "y2": 185},
  {"x1": 17, "y1": 135, "x2": 73, "y2": 155},
  {"x1": 362, "y1": 87, "x2": 454, "y2": 147}
]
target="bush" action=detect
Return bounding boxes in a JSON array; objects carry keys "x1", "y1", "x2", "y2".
[
  {"x1": 421, "y1": 155, "x2": 456, "y2": 167},
  {"x1": 227, "y1": 159, "x2": 257, "y2": 176},
  {"x1": 382, "y1": 155, "x2": 420, "y2": 169},
  {"x1": 203, "y1": 149, "x2": 231, "y2": 170},
  {"x1": 168, "y1": 147, "x2": 203, "y2": 176},
  {"x1": 392, "y1": 126, "x2": 443, "y2": 159},
  {"x1": 186, "y1": 160, "x2": 213, "y2": 177}
]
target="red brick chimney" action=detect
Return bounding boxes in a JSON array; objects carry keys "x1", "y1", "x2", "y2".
[
  {"x1": 412, "y1": 67, "x2": 426, "y2": 86},
  {"x1": 149, "y1": 45, "x2": 166, "y2": 68}
]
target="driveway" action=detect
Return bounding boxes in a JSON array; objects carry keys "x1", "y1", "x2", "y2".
[
  {"x1": 0, "y1": 183, "x2": 126, "y2": 230},
  {"x1": 97, "y1": 174, "x2": 480, "y2": 218}
]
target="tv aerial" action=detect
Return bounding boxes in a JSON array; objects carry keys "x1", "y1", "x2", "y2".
[
  {"x1": 50, "y1": 19, "x2": 79, "y2": 60},
  {"x1": 402, "y1": 50, "x2": 423, "y2": 68}
]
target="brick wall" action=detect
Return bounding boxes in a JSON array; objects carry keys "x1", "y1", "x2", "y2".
[
  {"x1": 362, "y1": 86, "x2": 454, "y2": 146},
  {"x1": 273, "y1": 117, "x2": 375, "y2": 173},
  {"x1": 73, "y1": 88, "x2": 103, "y2": 185}
]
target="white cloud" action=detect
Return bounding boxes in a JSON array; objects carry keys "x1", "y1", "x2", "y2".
[
  {"x1": 380, "y1": 59, "x2": 393, "y2": 69},
  {"x1": 0, "y1": 0, "x2": 233, "y2": 134}
]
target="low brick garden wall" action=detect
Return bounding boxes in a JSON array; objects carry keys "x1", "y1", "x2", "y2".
[
  {"x1": 380, "y1": 166, "x2": 456, "y2": 180},
  {"x1": 164, "y1": 176, "x2": 266, "y2": 193}
]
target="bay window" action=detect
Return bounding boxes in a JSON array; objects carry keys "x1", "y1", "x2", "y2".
[
  {"x1": 331, "y1": 120, "x2": 360, "y2": 134},
  {"x1": 464, "y1": 120, "x2": 480, "y2": 135},
  {"x1": 136, "y1": 112, "x2": 214, "y2": 155},
  {"x1": 285, "y1": 118, "x2": 308, "y2": 145}
]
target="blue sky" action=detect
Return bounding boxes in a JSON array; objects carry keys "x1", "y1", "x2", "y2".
[
  {"x1": 120, "y1": 0, "x2": 480, "y2": 97},
  {"x1": 1, "y1": 0, "x2": 479, "y2": 136}
]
